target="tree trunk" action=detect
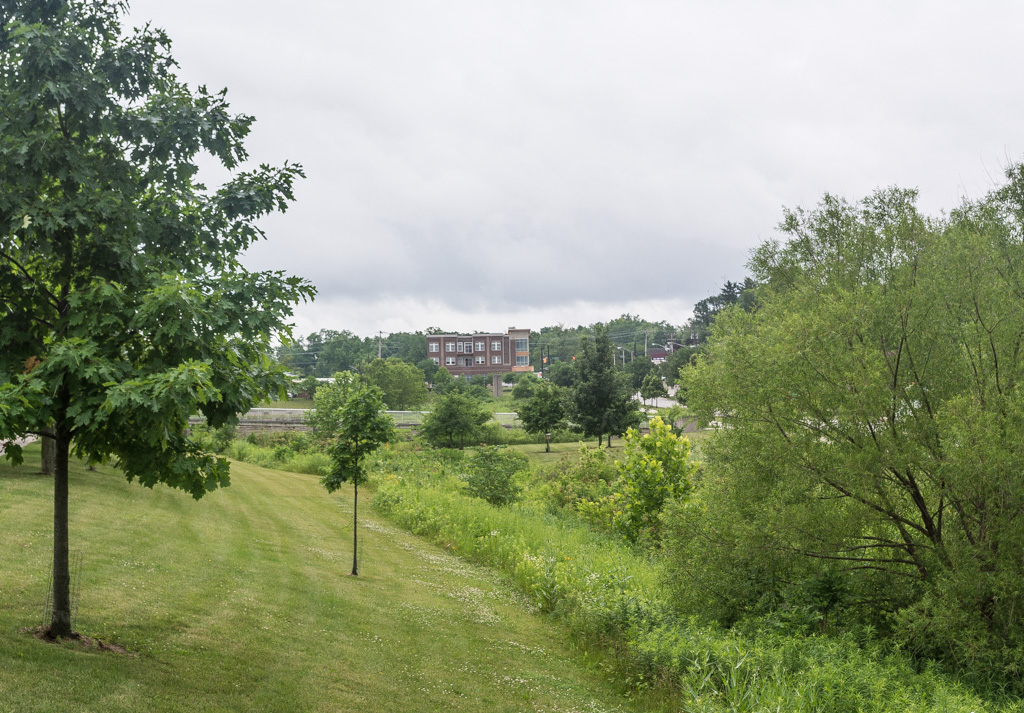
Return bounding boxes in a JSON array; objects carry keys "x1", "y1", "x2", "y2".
[
  {"x1": 40, "y1": 433, "x2": 56, "y2": 476},
  {"x1": 351, "y1": 480, "x2": 359, "y2": 576},
  {"x1": 49, "y1": 430, "x2": 72, "y2": 637}
]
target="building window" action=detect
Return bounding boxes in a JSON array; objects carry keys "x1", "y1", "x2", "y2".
[
  {"x1": 431, "y1": 357, "x2": 439, "y2": 365},
  {"x1": 428, "y1": 342, "x2": 439, "y2": 352},
  {"x1": 445, "y1": 342, "x2": 455, "y2": 352},
  {"x1": 463, "y1": 341, "x2": 473, "y2": 353},
  {"x1": 445, "y1": 357, "x2": 456, "y2": 366},
  {"x1": 515, "y1": 338, "x2": 528, "y2": 352},
  {"x1": 491, "y1": 356, "x2": 501, "y2": 364},
  {"x1": 475, "y1": 341, "x2": 484, "y2": 352},
  {"x1": 475, "y1": 356, "x2": 485, "y2": 365},
  {"x1": 516, "y1": 355, "x2": 529, "y2": 366},
  {"x1": 457, "y1": 342, "x2": 463, "y2": 353},
  {"x1": 491, "y1": 341, "x2": 501, "y2": 351}
]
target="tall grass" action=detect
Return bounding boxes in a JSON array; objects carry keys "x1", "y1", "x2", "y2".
[
  {"x1": 368, "y1": 450, "x2": 1015, "y2": 713},
  {"x1": 222, "y1": 439, "x2": 331, "y2": 475}
]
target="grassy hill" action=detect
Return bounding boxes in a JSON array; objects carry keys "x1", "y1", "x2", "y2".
[{"x1": 0, "y1": 445, "x2": 653, "y2": 713}]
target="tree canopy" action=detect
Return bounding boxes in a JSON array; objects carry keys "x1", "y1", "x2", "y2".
[
  {"x1": 0, "y1": 0, "x2": 312, "y2": 636},
  {"x1": 516, "y1": 381, "x2": 566, "y2": 451},
  {"x1": 306, "y1": 372, "x2": 362, "y2": 440},
  {"x1": 420, "y1": 392, "x2": 490, "y2": 449},
  {"x1": 362, "y1": 357, "x2": 428, "y2": 410},
  {"x1": 676, "y1": 167, "x2": 1024, "y2": 675}
]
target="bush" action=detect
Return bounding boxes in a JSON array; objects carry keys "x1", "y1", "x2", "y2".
[
  {"x1": 511, "y1": 375, "x2": 539, "y2": 400},
  {"x1": 190, "y1": 422, "x2": 238, "y2": 453},
  {"x1": 419, "y1": 392, "x2": 491, "y2": 448},
  {"x1": 539, "y1": 444, "x2": 618, "y2": 513},
  {"x1": 464, "y1": 446, "x2": 527, "y2": 506},
  {"x1": 469, "y1": 374, "x2": 493, "y2": 388}
]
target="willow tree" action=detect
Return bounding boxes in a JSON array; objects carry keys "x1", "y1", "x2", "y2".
[
  {"x1": 677, "y1": 167, "x2": 1024, "y2": 675},
  {"x1": 0, "y1": 0, "x2": 313, "y2": 637}
]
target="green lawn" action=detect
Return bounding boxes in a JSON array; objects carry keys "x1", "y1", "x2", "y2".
[{"x1": 0, "y1": 444, "x2": 654, "y2": 713}]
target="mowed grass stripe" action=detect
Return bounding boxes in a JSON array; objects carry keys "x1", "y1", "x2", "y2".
[{"x1": 0, "y1": 446, "x2": 648, "y2": 713}]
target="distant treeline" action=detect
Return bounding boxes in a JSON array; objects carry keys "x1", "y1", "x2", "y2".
[{"x1": 276, "y1": 280, "x2": 756, "y2": 379}]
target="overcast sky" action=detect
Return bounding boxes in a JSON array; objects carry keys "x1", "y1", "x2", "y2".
[{"x1": 126, "y1": 0, "x2": 1023, "y2": 339}]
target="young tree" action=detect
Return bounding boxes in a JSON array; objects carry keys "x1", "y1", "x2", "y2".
[
  {"x1": 574, "y1": 416, "x2": 695, "y2": 545},
  {"x1": 639, "y1": 371, "x2": 668, "y2": 405},
  {"x1": 612, "y1": 416, "x2": 695, "y2": 544},
  {"x1": 516, "y1": 381, "x2": 566, "y2": 451},
  {"x1": 419, "y1": 392, "x2": 490, "y2": 448},
  {"x1": 0, "y1": 1, "x2": 313, "y2": 637},
  {"x1": 306, "y1": 372, "x2": 362, "y2": 441},
  {"x1": 510, "y1": 373, "x2": 540, "y2": 400},
  {"x1": 321, "y1": 382, "x2": 395, "y2": 576},
  {"x1": 569, "y1": 328, "x2": 640, "y2": 446},
  {"x1": 430, "y1": 365, "x2": 457, "y2": 394},
  {"x1": 361, "y1": 357, "x2": 428, "y2": 410}
]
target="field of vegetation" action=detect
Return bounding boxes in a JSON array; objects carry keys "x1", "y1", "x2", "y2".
[
  {"x1": 362, "y1": 445, "x2": 1020, "y2": 713},
  {"x1": 0, "y1": 443, "x2": 661, "y2": 713},
  {"x1": 189, "y1": 423, "x2": 1017, "y2": 712}
]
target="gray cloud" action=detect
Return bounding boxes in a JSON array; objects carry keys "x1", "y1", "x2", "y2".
[{"x1": 128, "y1": 0, "x2": 1024, "y2": 336}]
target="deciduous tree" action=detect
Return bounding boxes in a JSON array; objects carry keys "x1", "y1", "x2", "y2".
[
  {"x1": 362, "y1": 357, "x2": 428, "y2": 410},
  {"x1": 678, "y1": 169, "x2": 1024, "y2": 675},
  {"x1": 612, "y1": 415, "x2": 695, "y2": 544},
  {"x1": 639, "y1": 371, "x2": 667, "y2": 405},
  {"x1": 306, "y1": 372, "x2": 362, "y2": 440},
  {"x1": 420, "y1": 392, "x2": 490, "y2": 449},
  {"x1": 321, "y1": 381, "x2": 394, "y2": 576},
  {"x1": 0, "y1": 0, "x2": 313, "y2": 637},
  {"x1": 516, "y1": 381, "x2": 566, "y2": 451}
]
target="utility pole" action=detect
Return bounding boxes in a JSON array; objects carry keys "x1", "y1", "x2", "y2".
[{"x1": 378, "y1": 331, "x2": 383, "y2": 359}]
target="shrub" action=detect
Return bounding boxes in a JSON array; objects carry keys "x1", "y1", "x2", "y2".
[
  {"x1": 464, "y1": 446, "x2": 528, "y2": 506},
  {"x1": 539, "y1": 444, "x2": 618, "y2": 513},
  {"x1": 511, "y1": 375, "x2": 539, "y2": 400},
  {"x1": 190, "y1": 422, "x2": 238, "y2": 453},
  {"x1": 419, "y1": 392, "x2": 491, "y2": 448}
]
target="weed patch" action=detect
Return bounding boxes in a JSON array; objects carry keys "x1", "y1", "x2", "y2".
[{"x1": 369, "y1": 450, "x2": 1010, "y2": 712}]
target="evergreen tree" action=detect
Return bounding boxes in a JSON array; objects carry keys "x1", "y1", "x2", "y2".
[{"x1": 568, "y1": 327, "x2": 640, "y2": 446}]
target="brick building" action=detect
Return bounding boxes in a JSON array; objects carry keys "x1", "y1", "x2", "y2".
[{"x1": 426, "y1": 328, "x2": 533, "y2": 378}]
